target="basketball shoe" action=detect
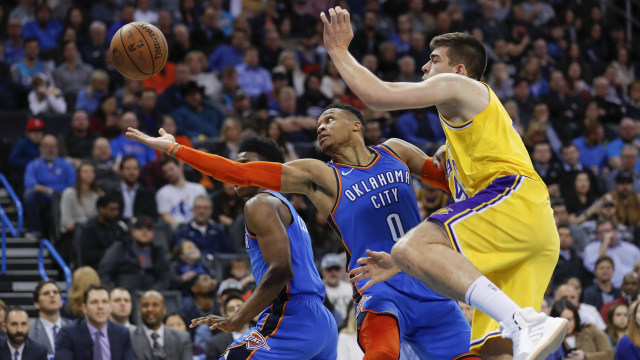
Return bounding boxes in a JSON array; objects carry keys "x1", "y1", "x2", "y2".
[{"x1": 500, "y1": 307, "x2": 569, "y2": 360}]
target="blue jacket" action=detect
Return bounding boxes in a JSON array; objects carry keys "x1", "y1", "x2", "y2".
[
  {"x1": 22, "y1": 20, "x2": 63, "y2": 51},
  {"x1": 24, "y1": 157, "x2": 75, "y2": 192},
  {"x1": 172, "y1": 103, "x2": 225, "y2": 140},
  {"x1": 208, "y1": 45, "x2": 244, "y2": 73},
  {"x1": 616, "y1": 335, "x2": 640, "y2": 359},
  {"x1": 110, "y1": 135, "x2": 157, "y2": 166},
  {"x1": 174, "y1": 221, "x2": 233, "y2": 255},
  {"x1": 55, "y1": 318, "x2": 133, "y2": 360},
  {"x1": 9, "y1": 137, "x2": 40, "y2": 168}
]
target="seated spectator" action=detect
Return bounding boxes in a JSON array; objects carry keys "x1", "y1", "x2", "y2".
[
  {"x1": 336, "y1": 303, "x2": 364, "y2": 360},
  {"x1": 156, "y1": 157, "x2": 207, "y2": 228},
  {"x1": 52, "y1": 40, "x2": 93, "y2": 98},
  {"x1": 79, "y1": 195, "x2": 122, "y2": 269},
  {"x1": 553, "y1": 224, "x2": 592, "y2": 287},
  {"x1": 169, "y1": 239, "x2": 216, "y2": 292},
  {"x1": 75, "y1": 69, "x2": 109, "y2": 114},
  {"x1": 10, "y1": 37, "x2": 53, "y2": 89},
  {"x1": 22, "y1": 3, "x2": 62, "y2": 58},
  {"x1": 274, "y1": 52, "x2": 305, "y2": 95},
  {"x1": 297, "y1": 71, "x2": 330, "y2": 119},
  {"x1": 81, "y1": 21, "x2": 108, "y2": 70},
  {"x1": 201, "y1": 294, "x2": 249, "y2": 355},
  {"x1": 546, "y1": 298, "x2": 613, "y2": 359},
  {"x1": 174, "y1": 195, "x2": 232, "y2": 255},
  {"x1": 108, "y1": 155, "x2": 157, "y2": 222},
  {"x1": 133, "y1": 0, "x2": 158, "y2": 24},
  {"x1": 235, "y1": 47, "x2": 273, "y2": 99},
  {"x1": 320, "y1": 60, "x2": 347, "y2": 98},
  {"x1": 605, "y1": 144, "x2": 640, "y2": 194},
  {"x1": 89, "y1": 94, "x2": 120, "y2": 139},
  {"x1": 130, "y1": 290, "x2": 192, "y2": 360},
  {"x1": 110, "y1": 112, "x2": 157, "y2": 166},
  {"x1": 209, "y1": 118, "x2": 241, "y2": 160},
  {"x1": 28, "y1": 280, "x2": 71, "y2": 355},
  {"x1": 566, "y1": 171, "x2": 600, "y2": 225},
  {"x1": 63, "y1": 266, "x2": 101, "y2": 318},
  {"x1": 228, "y1": 257, "x2": 255, "y2": 295},
  {"x1": 208, "y1": 29, "x2": 247, "y2": 73},
  {"x1": 573, "y1": 120, "x2": 607, "y2": 174},
  {"x1": 1, "y1": 307, "x2": 48, "y2": 359},
  {"x1": 227, "y1": 90, "x2": 266, "y2": 136},
  {"x1": 605, "y1": 303, "x2": 629, "y2": 350},
  {"x1": 60, "y1": 162, "x2": 102, "y2": 235},
  {"x1": 555, "y1": 283, "x2": 606, "y2": 330},
  {"x1": 531, "y1": 142, "x2": 563, "y2": 187},
  {"x1": 99, "y1": 216, "x2": 169, "y2": 294},
  {"x1": 559, "y1": 142, "x2": 601, "y2": 200},
  {"x1": 266, "y1": 121, "x2": 299, "y2": 162},
  {"x1": 321, "y1": 253, "x2": 351, "y2": 326},
  {"x1": 393, "y1": 109, "x2": 440, "y2": 151},
  {"x1": 600, "y1": 272, "x2": 640, "y2": 322},
  {"x1": 608, "y1": 172, "x2": 640, "y2": 227},
  {"x1": 579, "y1": 194, "x2": 634, "y2": 245},
  {"x1": 28, "y1": 73, "x2": 66, "y2": 115},
  {"x1": 181, "y1": 273, "x2": 218, "y2": 322},
  {"x1": 23, "y1": 135, "x2": 75, "y2": 236},
  {"x1": 606, "y1": 119, "x2": 640, "y2": 170},
  {"x1": 615, "y1": 300, "x2": 640, "y2": 357},
  {"x1": 269, "y1": 87, "x2": 317, "y2": 143},
  {"x1": 8, "y1": 118, "x2": 44, "y2": 188},
  {"x1": 58, "y1": 110, "x2": 98, "y2": 168},
  {"x1": 165, "y1": 313, "x2": 205, "y2": 357},
  {"x1": 584, "y1": 256, "x2": 622, "y2": 310},
  {"x1": 133, "y1": 89, "x2": 163, "y2": 134},
  {"x1": 625, "y1": 81, "x2": 640, "y2": 119},
  {"x1": 109, "y1": 287, "x2": 135, "y2": 331},
  {"x1": 3, "y1": 19, "x2": 25, "y2": 66},
  {"x1": 90, "y1": 137, "x2": 120, "y2": 191},
  {"x1": 55, "y1": 284, "x2": 134, "y2": 360},
  {"x1": 107, "y1": 4, "x2": 135, "y2": 42},
  {"x1": 157, "y1": 63, "x2": 191, "y2": 114},
  {"x1": 584, "y1": 220, "x2": 640, "y2": 288},
  {"x1": 185, "y1": 50, "x2": 221, "y2": 105},
  {"x1": 171, "y1": 81, "x2": 225, "y2": 141}
]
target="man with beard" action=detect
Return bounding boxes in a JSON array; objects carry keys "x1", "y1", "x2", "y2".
[
  {"x1": 80, "y1": 195, "x2": 124, "y2": 268},
  {"x1": 28, "y1": 280, "x2": 70, "y2": 355},
  {"x1": 1, "y1": 307, "x2": 48, "y2": 360},
  {"x1": 131, "y1": 291, "x2": 192, "y2": 360},
  {"x1": 108, "y1": 155, "x2": 157, "y2": 223},
  {"x1": 56, "y1": 284, "x2": 133, "y2": 359}
]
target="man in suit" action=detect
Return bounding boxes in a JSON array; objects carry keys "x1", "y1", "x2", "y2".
[
  {"x1": 130, "y1": 290, "x2": 192, "y2": 360},
  {"x1": 110, "y1": 288, "x2": 136, "y2": 331},
  {"x1": 55, "y1": 284, "x2": 134, "y2": 360},
  {"x1": 204, "y1": 293, "x2": 248, "y2": 360},
  {"x1": 28, "y1": 280, "x2": 70, "y2": 355},
  {"x1": 1, "y1": 306, "x2": 48, "y2": 360},
  {"x1": 108, "y1": 155, "x2": 157, "y2": 223}
]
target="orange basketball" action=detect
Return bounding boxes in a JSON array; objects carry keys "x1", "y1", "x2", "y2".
[{"x1": 109, "y1": 22, "x2": 168, "y2": 80}]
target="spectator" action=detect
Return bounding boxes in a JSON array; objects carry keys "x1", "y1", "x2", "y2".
[
  {"x1": 58, "y1": 110, "x2": 98, "y2": 167},
  {"x1": 169, "y1": 239, "x2": 216, "y2": 292},
  {"x1": 90, "y1": 0, "x2": 119, "y2": 28},
  {"x1": 235, "y1": 47, "x2": 273, "y2": 99},
  {"x1": 171, "y1": 81, "x2": 225, "y2": 141},
  {"x1": 266, "y1": 121, "x2": 299, "y2": 162},
  {"x1": 156, "y1": 157, "x2": 207, "y2": 228},
  {"x1": 573, "y1": 120, "x2": 607, "y2": 174},
  {"x1": 607, "y1": 118, "x2": 639, "y2": 169},
  {"x1": 336, "y1": 303, "x2": 364, "y2": 360},
  {"x1": 168, "y1": 24, "x2": 192, "y2": 63},
  {"x1": 605, "y1": 144, "x2": 640, "y2": 194},
  {"x1": 108, "y1": 155, "x2": 157, "y2": 221},
  {"x1": 185, "y1": 50, "x2": 221, "y2": 105},
  {"x1": 202, "y1": 294, "x2": 249, "y2": 358},
  {"x1": 0, "y1": 299, "x2": 6, "y2": 333},
  {"x1": 22, "y1": 4, "x2": 62, "y2": 58},
  {"x1": 320, "y1": 60, "x2": 346, "y2": 99},
  {"x1": 158, "y1": 63, "x2": 191, "y2": 114},
  {"x1": 174, "y1": 195, "x2": 232, "y2": 255},
  {"x1": 90, "y1": 137, "x2": 121, "y2": 193},
  {"x1": 270, "y1": 87, "x2": 317, "y2": 143},
  {"x1": 80, "y1": 195, "x2": 124, "y2": 269},
  {"x1": 554, "y1": 283, "x2": 606, "y2": 330},
  {"x1": 321, "y1": 253, "x2": 351, "y2": 325},
  {"x1": 584, "y1": 220, "x2": 640, "y2": 287},
  {"x1": 23, "y1": 134, "x2": 75, "y2": 236},
  {"x1": 615, "y1": 300, "x2": 640, "y2": 357},
  {"x1": 28, "y1": 280, "x2": 70, "y2": 355},
  {"x1": 8, "y1": 118, "x2": 44, "y2": 188},
  {"x1": 110, "y1": 112, "x2": 157, "y2": 166},
  {"x1": 543, "y1": 70, "x2": 583, "y2": 125},
  {"x1": 210, "y1": 118, "x2": 242, "y2": 159},
  {"x1": 133, "y1": 0, "x2": 157, "y2": 24},
  {"x1": 583, "y1": 256, "x2": 622, "y2": 310},
  {"x1": 181, "y1": 273, "x2": 218, "y2": 322},
  {"x1": 89, "y1": 94, "x2": 120, "y2": 139},
  {"x1": 259, "y1": 29, "x2": 283, "y2": 71},
  {"x1": 109, "y1": 288, "x2": 135, "y2": 331},
  {"x1": 592, "y1": 76, "x2": 623, "y2": 125},
  {"x1": 81, "y1": 21, "x2": 107, "y2": 70},
  {"x1": 531, "y1": 142, "x2": 563, "y2": 188},
  {"x1": 608, "y1": 172, "x2": 640, "y2": 227},
  {"x1": 64, "y1": 266, "x2": 101, "y2": 318},
  {"x1": 275, "y1": 51, "x2": 305, "y2": 95},
  {"x1": 189, "y1": 7, "x2": 224, "y2": 56},
  {"x1": 10, "y1": 37, "x2": 52, "y2": 89},
  {"x1": 133, "y1": 88, "x2": 162, "y2": 134},
  {"x1": 546, "y1": 298, "x2": 613, "y2": 359},
  {"x1": 211, "y1": 183, "x2": 244, "y2": 228},
  {"x1": 59, "y1": 162, "x2": 102, "y2": 235},
  {"x1": 208, "y1": 29, "x2": 248, "y2": 73},
  {"x1": 297, "y1": 71, "x2": 330, "y2": 119},
  {"x1": 28, "y1": 73, "x2": 66, "y2": 115},
  {"x1": 625, "y1": 81, "x2": 640, "y2": 119},
  {"x1": 75, "y1": 70, "x2": 109, "y2": 114},
  {"x1": 295, "y1": 28, "x2": 324, "y2": 74},
  {"x1": 4, "y1": 19, "x2": 25, "y2": 65},
  {"x1": 605, "y1": 303, "x2": 629, "y2": 350},
  {"x1": 579, "y1": 194, "x2": 634, "y2": 246},
  {"x1": 486, "y1": 62, "x2": 514, "y2": 101},
  {"x1": 350, "y1": 11, "x2": 387, "y2": 60},
  {"x1": 553, "y1": 224, "x2": 592, "y2": 287},
  {"x1": 553, "y1": 198, "x2": 592, "y2": 256},
  {"x1": 107, "y1": 4, "x2": 135, "y2": 43},
  {"x1": 1, "y1": 307, "x2": 48, "y2": 360},
  {"x1": 396, "y1": 55, "x2": 421, "y2": 83},
  {"x1": 566, "y1": 171, "x2": 600, "y2": 224},
  {"x1": 52, "y1": 41, "x2": 93, "y2": 98},
  {"x1": 55, "y1": 284, "x2": 134, "y2": 360},
  {"x1": 130, "y1": 290, "x2": 192, "y2": 360},
  {"x1": 600, "y1": 272, "x2": 639, "y2": 323},
  {"x1": 99, "y1": 216, "x2": 169, "y2": 294}
]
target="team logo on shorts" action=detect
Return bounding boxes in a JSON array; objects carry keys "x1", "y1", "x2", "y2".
[
  {"x1": 356, "y1": 295, "x2": 372, "y2": 316},
  {"x1": 244, "y1": 330, "x2": 271, "y2": 350}
]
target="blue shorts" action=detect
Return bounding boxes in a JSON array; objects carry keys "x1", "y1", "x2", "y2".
[
  {"x1": 356, "y1": 281, "x2": 471, "y2": 359},
  {"x1": 222, "y1": 294, "x2": 337, "y2": 360}
]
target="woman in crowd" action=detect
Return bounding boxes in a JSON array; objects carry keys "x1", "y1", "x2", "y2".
[
  {"x1": 89, "y1": 94, "x2": 120, "y2": 138},
  {"x1": 59, "y1": 162, "x2": 102, "y2": 235},
  {"x1": 616, "y1": 300, "x2": 640, "y2": 358},
  {"x1": 64, "y1": 266, "x2": 101, "y2": 317},
  {"x1": 606, "y1": 303, "x2": 630, "y2": 350}
]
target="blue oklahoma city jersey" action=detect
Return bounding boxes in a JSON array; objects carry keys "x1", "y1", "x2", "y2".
[
  {"x1": 328, "y1": 145, "x2": 446, "y2": 301},
  {"x1": 244, "y1": 190, "x2": 325, "y2": 299}
]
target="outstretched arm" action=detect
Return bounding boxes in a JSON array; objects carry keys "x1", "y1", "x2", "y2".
[{"x1": 190, "y1": 195, "x2": 294, "y2": 332}]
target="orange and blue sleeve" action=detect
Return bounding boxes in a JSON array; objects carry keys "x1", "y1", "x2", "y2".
[{"x1": 421, "y1": 157, "x2": 451, "y2": 195}]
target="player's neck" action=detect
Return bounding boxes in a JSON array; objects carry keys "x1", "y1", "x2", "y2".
[{"x1": 331, "y1": 143, "x2": 374, "y2": 167}]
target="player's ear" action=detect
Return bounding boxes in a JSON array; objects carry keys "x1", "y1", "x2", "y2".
[
  {"x1": 353, "y1": 120, "x2": 362, "y2": 133},
  {"x1": 455, "y1": 64, "x2": 467, "y2": 76}
]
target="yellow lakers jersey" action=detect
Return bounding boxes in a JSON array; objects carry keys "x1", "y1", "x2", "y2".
[{"x1": 441, "y1": 84, "x2": 543, "y2": 201}]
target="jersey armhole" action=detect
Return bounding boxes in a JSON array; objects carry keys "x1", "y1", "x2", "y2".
[
  {"x1": 329, "y1": 167, "x2": 342, "y2": 215},
  {"x1": 259, "y1": 191, "x2": 295, "y2": 227},
  {"x1": 379, "y1": 144, "x2": 411, "y2": 169}
]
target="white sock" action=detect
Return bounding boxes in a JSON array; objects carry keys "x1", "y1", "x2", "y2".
[{"x1": 465, "y1": 276, "x2": 522, "y2": 326}]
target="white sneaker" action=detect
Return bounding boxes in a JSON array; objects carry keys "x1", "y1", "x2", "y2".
[{"x1": 500, "y1": 307, "x2": 569, "y2": 360}]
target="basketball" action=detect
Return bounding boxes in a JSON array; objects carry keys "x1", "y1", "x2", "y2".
[{"x1": 109, "y1": 22, "x2": 168, "y2": 80}]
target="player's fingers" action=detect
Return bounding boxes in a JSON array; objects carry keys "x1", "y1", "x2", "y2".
[
  {"x1": 356, "y1": 256, "x2": 371, "y2": 265},
  {"x1": 158, "y1": 128, "x2": 167, "y2": 136},
  {"x1": 328, "y1": 8, "x2": 338, "y2": 24},
  {"x1": 349, "y1": 265, "x2": 366, "y2": 275},
  {"x1": 350, "y1": 272, "x2": 370, "y2": 283},
  {"x1": 343, "y1": 8, "x2": 350, "y2": 24},
  {"x1": 365, "y1": 249, "x2": 386, "y2": 258},
  {"x1": 320, "y1": 12, "x2": 329, "y2": 25},
  {"x1": 338, "y1": 8, "x2": 347, "y2": 24},
  {"x1": 360, "y1": 280, "x2": 373, "y2": 292}
]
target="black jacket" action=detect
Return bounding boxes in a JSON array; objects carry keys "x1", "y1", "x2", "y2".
[{"x1": 0, "y1": 338, "x2": 48, "y2": 360}]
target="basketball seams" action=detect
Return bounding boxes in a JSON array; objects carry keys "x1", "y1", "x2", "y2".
[
  {"x1": 131, "y1": 23, "x2": 156, "y2": 75},
  {"x1": 118, "y1": 25, "x2": 150, "y2": 78}
]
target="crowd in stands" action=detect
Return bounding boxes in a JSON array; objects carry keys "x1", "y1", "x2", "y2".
[{"x1": 0, "y1": 0, "x2": 639, "y2": 358}]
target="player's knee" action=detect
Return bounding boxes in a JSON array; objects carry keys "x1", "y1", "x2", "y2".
[{"x1": 363, "y1": 349, "x2": 399, "y2": 360}]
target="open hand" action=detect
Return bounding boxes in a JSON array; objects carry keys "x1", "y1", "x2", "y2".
[
  {"x1": 190, "y1": 314, "x2": 241, "y2": 332},
  {"x1": 125, "y1": 127, "x2": 175, "y2": 154},
  {"x1": 320, "y1": 6, "x2": 354, "y2": 54},
  {"x1": 349, "y1": 250, "x2": 401, "y2": 291}
]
